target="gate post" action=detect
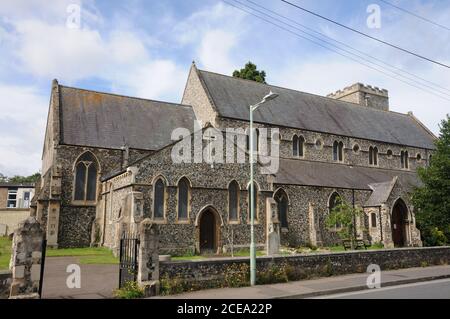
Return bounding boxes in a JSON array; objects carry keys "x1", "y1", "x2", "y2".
[
  {"x1": 137, "y1": 218, "x2": 159, "y2": 297},
  {"x1": 9, "y1": 217, "x2": 45, "y2": 299}
]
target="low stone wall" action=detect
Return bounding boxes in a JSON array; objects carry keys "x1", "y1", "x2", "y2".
[
  {"x1": 159, "y1": 247, "x2": 450, "y2": 290},
  {"x1": 0, "y1": 209, "x2": 30, "y2": 236},
  {"x1": 0, "y1": 270, "x2": 12, "y2": 299}
]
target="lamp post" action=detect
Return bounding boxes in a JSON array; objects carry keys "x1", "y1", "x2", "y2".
[{"x1": 249, "y1": 91, "x2": 279, "y2": 286}]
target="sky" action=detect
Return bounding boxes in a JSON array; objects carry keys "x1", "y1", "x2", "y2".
[{"x1": 0, "y1": 0, "x2": 449, "y2": 176}]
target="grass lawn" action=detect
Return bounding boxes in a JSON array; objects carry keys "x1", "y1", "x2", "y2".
[
  {"x1": 0, "y1": 237, "x2": 12, "y2": 270},
  {"x1": 46, "y1": 247, "x2": 119, "y2": 265}
]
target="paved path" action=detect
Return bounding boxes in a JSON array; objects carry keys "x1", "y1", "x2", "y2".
[
  {"x1": 152, "y1": 265, "x2": 450, "y2": 299},
  {"x1": 42, "y1": 257, "x2": 118, "y2": 299},
  {"x1": 315, "y1": 278, "x2": 450, "y2": 299}
]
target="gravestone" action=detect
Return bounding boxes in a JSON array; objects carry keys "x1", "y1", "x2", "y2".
[
  {"x1": 9, "y1": 216, "x2": 45, "y2": 299},
  {"x1": 137, "y1": 218, "x2": 159, "y2": 297}
]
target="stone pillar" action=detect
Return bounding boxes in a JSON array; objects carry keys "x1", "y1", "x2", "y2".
[
  {"x1": 380, "y1": 204, "x2": 394, "y2": 248},
  {"x1": 9, "y1": 217, "x2": 45, "y2": 299},
  {"x1": 265, "y1": 197, "x2": 280, "y2": 256},
  {"x1": 46, "y1": 202, "x2": 60, "y2": 248},
  {"x1": 308, "y1": 202, "x2": 321, "y2": 247},
  {"x1": 137, "y1": 219, "x2": 159, "y2": 297}
]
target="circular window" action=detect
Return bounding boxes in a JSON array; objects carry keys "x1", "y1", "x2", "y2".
[
  {"x1": 272, "y1": 132, "x2": 281, "y2": 142},
  {"x1": 315, "y1": 138, "x2": 323, "y2": 149},
  {"x1": 387, "y1": 149, "x2": 393, "y2": 158},
  {"x1": 416, "y1": 153, "x2": 422, "y2": 161},
  {"x1": 352, "y1": 144, "x2": 360, "y2": 153}
]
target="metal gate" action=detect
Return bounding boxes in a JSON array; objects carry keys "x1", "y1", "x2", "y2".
[
  {"x1": 119, "y1": 232, "x2": 140, "y2": 288},
  {"x1": 38, "y1": 239, "x2": 47, "y2": 298}
]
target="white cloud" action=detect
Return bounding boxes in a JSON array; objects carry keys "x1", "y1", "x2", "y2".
[
  {"x1": 198, "y1": 29, "x2": 238, "y2": 74},
  {"x1": 0, "y1": 84, "x2": 47, "y2": 176}
]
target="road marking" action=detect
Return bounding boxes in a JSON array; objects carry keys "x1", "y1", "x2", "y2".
[{"x1": 310, "y1": 278, "x2": 450, "y2": 299}]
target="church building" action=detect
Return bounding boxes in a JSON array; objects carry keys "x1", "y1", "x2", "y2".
[{"x1": 33, "y1": 63, "x2": 435, "y2": 253}]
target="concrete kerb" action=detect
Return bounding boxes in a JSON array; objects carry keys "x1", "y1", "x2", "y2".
[{"x1": 275, "y1": 273, "x2": 450, "y2": 299}]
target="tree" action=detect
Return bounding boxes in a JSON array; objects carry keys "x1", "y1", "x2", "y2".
[
  {"x1": 325, "y1": 198, "x2": 365, "y2": 249},
  {"x1": 412, "y1": 115, "x2": 450, "y2": 246},
  {"x1": 232, "y1": 62, "x2": 267, "y2": 84},
  {"x1": 0, "y1": 173, "x2": 7, "y2": 183},
  {"x1": 7, "y1": 173, "x2": 41, "y2": 184}
]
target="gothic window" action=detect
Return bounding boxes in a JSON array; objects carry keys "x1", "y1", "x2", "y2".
[
  {"x1": 73, "y1": 152, "x2": 98, "y2": 202},
  {"x1": 293, "y1": 135, "x2": 299, "y2": 156},
  {"x1": 333, "y1": 141, "x2": 344, "y2": 162},
  {"x1": 177, "y1": 177, "x2": 190, "y2": 220},
  {"x1": 369, "y1": 146, "x2": 378, "y2": 166},
  {"x1": 274, "y1": 189, "x2": 289, "y2": 229},
  {"x1": 328, "y1": 192, "x2": 342, "y2": 228},
  {"x1": 371, "y1": 213, "x2": 377, "y2": 228},
  {"x1": 247, "y1": 182, "x2": 258, "y2": 220},
  {"x1": 228, "y1": 180, "x2": 239, "y2": 221},
  {"x1": 401, "y1": 151, "x2": 409, "y2": 169},
  {"x1": 153, "y1": 178, "x2": 165, "y2": 219}
]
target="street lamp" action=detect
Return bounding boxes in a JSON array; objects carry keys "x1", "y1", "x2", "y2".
[{"x1": 249, "y1": 91, "x2": 279, "y2": 286}]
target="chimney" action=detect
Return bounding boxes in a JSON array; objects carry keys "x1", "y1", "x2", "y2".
[{"x1": 327, "y1": 83, "x2": 389, "y2": 111}]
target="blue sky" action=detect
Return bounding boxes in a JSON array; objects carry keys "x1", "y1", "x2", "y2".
[{"x1": 0, "y1": 0, "x2": 449, "y2": 176}]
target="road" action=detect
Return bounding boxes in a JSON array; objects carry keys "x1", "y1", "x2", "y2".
[{"x1": 313, "y1": 278, "x2": 450, "y2": 299}]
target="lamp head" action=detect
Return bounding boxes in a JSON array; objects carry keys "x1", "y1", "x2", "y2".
[{"x1": 262, "y1": 91, "x2": 279, "y2": 103}]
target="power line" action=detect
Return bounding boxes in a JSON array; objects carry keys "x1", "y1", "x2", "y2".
[
  {"x1": 379, "y1": 0, "x2": 450, "y2": 32},
  {"x1": 281, "y1": 0, "x2": 450, "y2": 69},
  {"x1": 245, "y1": 0, "x2": 450, "y2": 96},
  {"x1": 222, "y1": 0, "x2": 450, "y2": 102}
]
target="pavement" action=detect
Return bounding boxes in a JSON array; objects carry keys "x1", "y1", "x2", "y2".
[
  {"x1": 152, "y1": 265, "x2": 450, "y2": 299},
  {"x1": 41, "y1": 257, "x2": 118, "y2": 299},
  {"x1": 314, "y1": 278, "x2": 450, "y2": 299}
]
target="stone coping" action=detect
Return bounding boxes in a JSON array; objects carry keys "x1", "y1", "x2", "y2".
[
  {"x1": 161, "y1": 246, "x2": 450, "y2": 265},
  {"x1": 0, "y1": 270, "x2": 12, "y2": 276},
  {"x1": 0, "y1": 208, "x2": 31, "y2": 212}
]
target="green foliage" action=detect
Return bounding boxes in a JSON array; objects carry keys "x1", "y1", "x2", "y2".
[
  {"x1": 0, "y1": 172, "x2": 41, "y2": 184},
  {"x1": 114, "y1": 281, "x2": 144, "y2": 299},
  {"x1": 7, "y1": 172, "x2": 41, "y2": 183},
  {"x1": 413, "y1": 115, "x2": 450, "y2": 245},
  {"x1": 257, "y1": 263, "x2": 289, "y2": 285},
  {"x1": 223, "y1": 263, "x2": 250, "y2": 288},
  {"x1": 325, "y1": 198, "x2": 365, "y2": 248},
  {"x1": 0, "y1": 237, "x2": 12, "y2": 270},
  {"x1": 232, "y1": 61, "x2": 267, "y2": 83}
]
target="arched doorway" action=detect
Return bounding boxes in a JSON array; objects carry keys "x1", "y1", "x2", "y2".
[
  {"x1": 391, "y1": 199, "x2": 408, "y2": 247},
  {"x1": 198, "y1": 208, "x2": 220, "y2": 254}
]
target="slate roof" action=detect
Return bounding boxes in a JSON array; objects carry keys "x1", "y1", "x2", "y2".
[
  {"x1": 275, "y1": 158, "x2": 419, "y2": 190},
  {"x1": 59, "y1": 85, "x2": 197, "y2": 150},
  {"x1": 197, "y1": 69, "x2": 435, "y2": 149},
  {"x1": 365, "y1": 178, "x2": 397, "y2": 206}
]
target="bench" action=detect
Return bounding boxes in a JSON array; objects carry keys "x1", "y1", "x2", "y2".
[{"x1": 342, "y1": 239, "x2": 370, "y2": 250}]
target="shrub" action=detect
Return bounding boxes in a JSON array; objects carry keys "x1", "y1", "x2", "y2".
[
  {"x1": 223, "y1": 263, "x2": 250, "y2": 288},
  {"x1": 114, "y1": 281, "x2": 144, "y2": 299}
]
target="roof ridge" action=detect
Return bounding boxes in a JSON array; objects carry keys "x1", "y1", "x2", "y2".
[
  {"x1": 59, "y1": 84, "x2": 193, "y2": 108},
  {"x1": 197, "y1": 68, "x2": 410, "y2": 117}
]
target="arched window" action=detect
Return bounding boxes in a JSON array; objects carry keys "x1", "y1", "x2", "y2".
[
  {"x1": 177, "y1": 177, "x2": 190, "y2": 220},
  {"x1": 338, "y1": 141, "x2": 344, "y2": 162},
  {"x1": 293, "y1": 135, "x2": 305, "y2": 157},
  {"x1": 328, "y1": 192, "x2": 342, "y2": 228},
  {"x1": 153, "y1": 178, "x2": 165, "y2": 219},
  {"x1": 333, "y1": 141, "x2": 339, "y2": 161},
  {"x1": 247, "y1": 182, "x2": 258, "y2": 220},
  {"x1": 228, "y1": 181, "x2": 239, "y2": 221},
  {"x1": 369, "y1": 146, "x2": 378, "y2": 166},
  {"x1": 274, "y1": 189, "x2": 289, "y2": 228},
  {"x1": 401, "y1": 151, "x2": 409, "y2": 169},
  {"x1": 333, "y1": 141, "x2": 344, "y2": 162},
  {"x1": 293, "y1": 135, "x2": 299, "y2": 156},
  {"x1": 73, "y1": 152, "x2": 98, "y2": 202},
  {"x1": 246, "y1": 128, "x2": 259, "y2": 152}
]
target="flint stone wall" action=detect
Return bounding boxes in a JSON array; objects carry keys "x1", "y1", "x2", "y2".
[{"x1": 160, "y1": 246, "x2": 450, "y2": 286}]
